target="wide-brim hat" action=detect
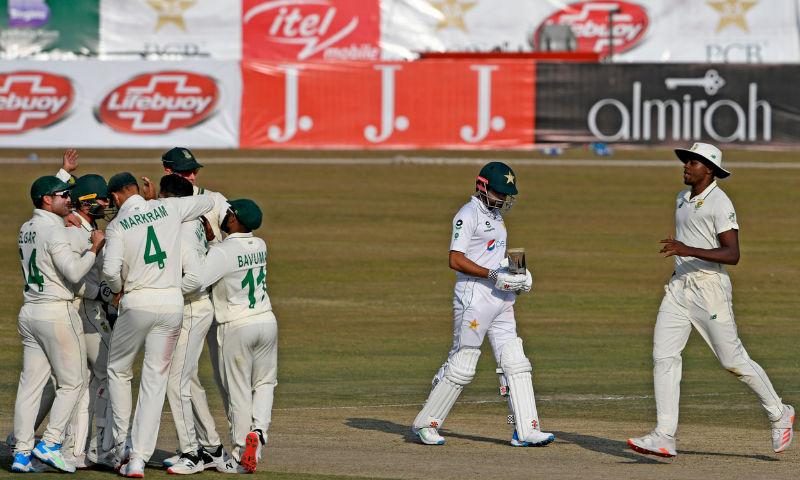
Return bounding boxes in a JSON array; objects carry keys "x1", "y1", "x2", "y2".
[{"x1": 674, "y1": 142, "x2": 731, "y2": 179}]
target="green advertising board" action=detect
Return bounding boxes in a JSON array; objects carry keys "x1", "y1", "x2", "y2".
[{"x1": 0, "y1": 0, "x2": 98, "y2": 58}]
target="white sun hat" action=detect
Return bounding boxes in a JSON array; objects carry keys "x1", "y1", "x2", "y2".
[{"x1": 674, "y1": 142, "x2": 731, "y2": 179}]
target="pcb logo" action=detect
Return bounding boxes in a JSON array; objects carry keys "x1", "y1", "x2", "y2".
[
  {"x1": 533, "y1": 1, "x2": 648, "y2": 55},
  {"x1": 0, "y1": 72, "x2": 73, "y2": 134},
  {"x1": 98, "y1": 72, "x2": 218, "y2": 134}
]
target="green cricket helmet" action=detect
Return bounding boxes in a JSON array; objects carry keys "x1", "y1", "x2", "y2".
[
  {"x1": 70, "y1": 174, "x2": 115, "y2": 221},
  {"x1": 476, "y1": 162, "x2": 517, "y2": 215}
]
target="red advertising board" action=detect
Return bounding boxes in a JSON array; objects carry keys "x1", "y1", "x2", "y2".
[
  {"x1": 242, "y1": 0, "x2": 380, "y2": 61},
  {"x1": 240, "y1": 60, "x2": 535, "y2": 149}
]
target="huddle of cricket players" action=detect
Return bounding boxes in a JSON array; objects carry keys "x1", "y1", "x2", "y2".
[
  {"x1": 11, "y1": 147, "x2": 276, "y2": 476},
  {"x1": 11, "y1": 141, "x2": 794, "y2": 474}
]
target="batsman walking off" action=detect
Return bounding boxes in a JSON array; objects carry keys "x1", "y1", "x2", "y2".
[
  {"x1": 412, "y1": 162, "x2": 553, "y2": 447},
  {"x1": 629, "y1": 143, "x2": 794, "y2": 458}
]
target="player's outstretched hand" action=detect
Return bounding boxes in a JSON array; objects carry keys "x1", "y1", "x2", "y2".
[
  {"x1": 90, "y1": 230, "x2": 106, "y2": 253},
  {"x1": 64, "y1": 212, "x2": 82, "y2": 228},
  {"x1": 495, "y1": 272, "x2": 527, "y2": 292},
  {"x1": 200, "y1": 215, "x2": 215, "y2": 242},
  {"x1": 62, "y1": 148, "x2": 79, "y2": 173},
  {"x1": 659, "y1": 235, "x2": 691, "y2": 258},
  {"x1": 142, "y1": 176, "x2": 156, "y2": 201}
]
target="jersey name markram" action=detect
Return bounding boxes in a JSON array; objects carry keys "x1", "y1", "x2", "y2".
[
  {"x1": 119, "y1": 205, "x2": 169, "y2": 231},
  {"x1": 238, "y1": 251, "x2": 266, "y2": 268}
]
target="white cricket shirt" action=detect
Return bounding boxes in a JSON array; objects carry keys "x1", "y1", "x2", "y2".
[
  {"x1": 103, "y1": 194, "x2": 214, "y2": 295},
  {"x1": 181, "y1": 218, "x2": 210, "y2": 302},
  {"x1": 18, "y1": 209, "x2": 96, "y2": 304},
  {"x1": 674, "y1": 181, "x2": 739, "y2": 277},
  {"x1": 65, "y1": 213, "x2": 104, "y2": 300},
  {"x1": 200, "y1": 232, "x2": 272, "y2": 325},
  {"x1": 450, "y1": 196, "x2": 508, "y2": 281},
  {"x1": 193, "y1": 185, "x2": 229, "y2": 247}
]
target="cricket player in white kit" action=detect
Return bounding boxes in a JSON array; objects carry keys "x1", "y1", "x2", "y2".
[
  {"x1": 629, "y1": 143, "x2": 794, "y2": 458},
  {"x1": 200, "y1": 199, "x2": 276, "y2": 474},
  {"x1": 13, "y1": 176, "x2": 105, "y2": 473},
  {"x1": 101, "y1": 172, "x2": 214, "y2": 477},
  {"x1": 59, "y1": 173, "x2": 118, "y2": 469},
  {"x1": 412, "y1": 162, "x2": 553, "y2": 448},
  {"x1": 148, "y1": 174, "x2": 227, "y2": 474},
  {"x1": 160, "y1": 147, "x2": 232, "y2": 431}
]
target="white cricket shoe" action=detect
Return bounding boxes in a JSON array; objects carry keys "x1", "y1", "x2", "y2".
[
  {"x1": 121, "y1": 457, "x2": 145, "y2": 478},
  {"x1": 772, "y1": 404, "x2": 795, "y2": 453},
  {"x1": 162, "y1": 451, "x2": 181, "y2": 467},
  {"x1": 63, "y1": 452, "x2": 93, "y2": 470},
  {"x1": 511, "y1": 428, "x2": 555, "y2": 447},
  {"x1": 628, "y1": 430, "x2": 677, "y2": 458},
  {"x1": 167, "y1": 452, "x2": 204, "y2": 474},
  {"x1": 199, "y1": 445, "x2": 228, "y2": 470},
  {"x1": 412, "y1": 426, "x2": 445, "y2": 445},
  {"x1": 216, "y1": 458, "x2": 250, "y2": 474}
]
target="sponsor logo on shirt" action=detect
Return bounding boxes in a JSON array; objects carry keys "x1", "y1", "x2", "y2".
[
  {"x1": 488, "y1": 239, "x2": 496, "y2": 251},
  {"x1": 455, "y1": 219, "x2": 463, "y2": 230},
  {"x1": 484, "y1": 220, "x2": 494, "y2": 232}
]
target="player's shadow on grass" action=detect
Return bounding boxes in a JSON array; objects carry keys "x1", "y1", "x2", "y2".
[
  {"x1": 553, "y1": 431, "x2": 779, "y2": 464},
  {"x1": 345, "y1": 418, "x2": 509, "y2": 446}
]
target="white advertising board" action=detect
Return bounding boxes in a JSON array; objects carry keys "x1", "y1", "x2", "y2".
[
  {"x1": 0, "y1": 60, "x2": 241, "y2": 148},
  {"x1": 380, "y1": 0, "x2": 800, "y2": 63}
]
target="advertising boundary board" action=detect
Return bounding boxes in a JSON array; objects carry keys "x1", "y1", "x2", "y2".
[
  {"x1": 535, "y1": 63, "x2": 797, "y2": 148},
  {"x1": 0, "y1": 60, "x2": 241, "y2": 148}
]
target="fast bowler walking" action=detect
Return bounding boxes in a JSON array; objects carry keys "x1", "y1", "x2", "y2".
[
  {"x1": 628, "y1": 143, "x2": 794, "y2": 458},
  {"x1": 411, "y1": 162, "x2": 553, "y2": 448}
]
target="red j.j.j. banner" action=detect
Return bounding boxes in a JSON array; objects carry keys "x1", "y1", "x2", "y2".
[{"x1": 239, "y1": 60, "x2": 535, "y2": 149}]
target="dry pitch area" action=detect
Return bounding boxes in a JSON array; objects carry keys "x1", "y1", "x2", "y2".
[{"x1": 0, "y1": 150, "x2": 799, "y2": 479}]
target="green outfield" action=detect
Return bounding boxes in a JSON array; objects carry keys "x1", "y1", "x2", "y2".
[{"x1": 0, "y1": 152, "x2": 799, "y2": 478}]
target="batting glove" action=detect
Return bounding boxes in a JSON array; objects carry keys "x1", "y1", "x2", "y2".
[
  {"x1": 495, "y1": 272, "x2": 527, "y2": 292},
  {"x1": 98, "y1": 281, "x2": 115, "y2": 304},
  {"x1": 522, "y1": 270, "x2": 533, "y2": 293}
]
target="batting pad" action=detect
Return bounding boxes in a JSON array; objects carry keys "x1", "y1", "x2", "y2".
[
  {"x1": 413, "y1": 347, "x2": 481, "y2": 430},
  {"x1": 500, "y1": 337, "x2": 540, "y2": 441}
]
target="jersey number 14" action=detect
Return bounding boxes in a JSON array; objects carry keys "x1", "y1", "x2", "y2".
[{"x1": 20, "y1": 248, "x2": 44, "y2": 292}]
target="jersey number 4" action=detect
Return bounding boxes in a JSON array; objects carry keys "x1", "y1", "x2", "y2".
[
  {"x1": 144, "y1": 226, "x2": 167, "y2": 269},
  {"x1": 242, "y1": 266, "x2": 266, "y2": 309},
  {"x1": 20, "y1": 248, "x2": 44, "y2": 292}
]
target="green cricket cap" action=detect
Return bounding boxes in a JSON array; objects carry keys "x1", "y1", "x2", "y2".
[
  {"x1": 31, "y1": 175, "x2": 74, "y2": 200},
  {"x1": 229, "y1": 199, "x2": 262, "y2": 231},
  {"x1": 478, "y1": 161, "x2": 518, "y2": 195},
  {"x1": 107, "y1": 172, "x2": 138, "y2": 193},
  {"x1": 161, "y1": 147, "x2": 203, "y2": 171},
  {"x1": 70, "y1": 174, "x2": 108, "y2": 203}
]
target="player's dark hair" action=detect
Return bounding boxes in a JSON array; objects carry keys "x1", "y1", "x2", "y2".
[
  {"x1": 33, "y1": 198, "x2": 43, "y2": 209},
  {"x1": 160, "y1": 174, "x2": 193, "y2": 198}
]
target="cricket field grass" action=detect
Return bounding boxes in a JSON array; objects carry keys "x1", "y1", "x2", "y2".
[{"x1": 0, "y1": 150, "x2": 798, "y2": 479}]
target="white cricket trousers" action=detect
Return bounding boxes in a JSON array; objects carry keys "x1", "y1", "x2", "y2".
[
  {"x1": 14, "y1": 302, "x2": 87, "y2": 453},
  {"x1": 447, "y1": 278, "x2": 517, "y2": 366},
  {"x1": 66, "y1": 298, "x2": 113, "y2": 456},
  {"x1": 654, "y1": 271, "x2": 785, "y2": 436},
  {"x1": 217, "y1": 312, "x2": 278, "y2": 462},
  {"x1": 166, "y1": 297, "x2": 222, "y2": 454},
  {"x1": 107, "y1": 289, "x2": 183, "y2": 461}
]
